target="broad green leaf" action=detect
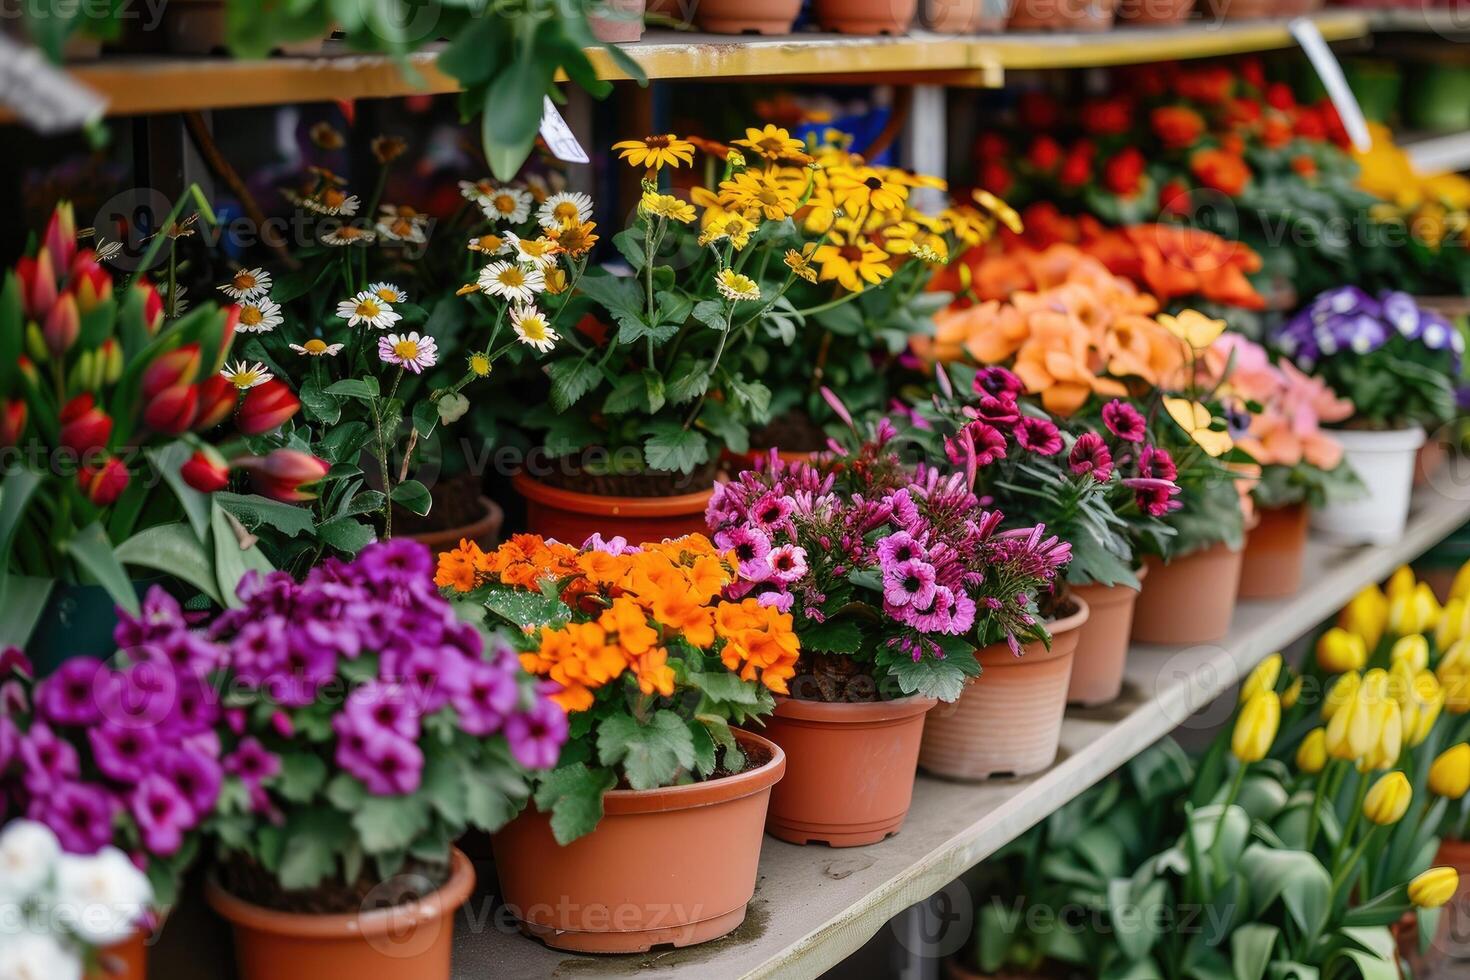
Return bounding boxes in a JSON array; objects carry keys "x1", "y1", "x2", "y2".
[
  {"x1": 278, "y1": 808, "x2": 352, "y2": 890},
  {"x1": 316, "y1": 516, "x2": 376, "y2": 555},
  {"x1": 687, "y1": 671, "x2": 765, "y2": 707},
  {"x1": 278, "y1": 754, "x2": 328, "y2": 804},
  {"x1": 215, "y1": 492, "x2": 317, "y2": 538},
  {"x1": 352, "y1": 795, "x2": 431, "y2": 853},
  {"x1": 114, "y1": 523, "x2": 223, "y2": 606},
  {"x1": 1231, "y1": 924, "x2": 1279, "y2": 980},
  {"x1": 596, "y1": 710, "x2": 697, "y2": 791},
  {"x1": 65, "y1": 522, "x2": 140, "y2": 614},
  {"x1": 532, "y1": 763, "x2": 617, "y2": 845},
  {"x1": 1239, "y1": 844, "x2": 1331, "y2": 938},
  {"x1": 642, "y1": 421, "x2": 708, "y2": 475},
  {"x1": 324, "y1": 377, "x2": 380, "y2": 401},
  {"x1": 390, "y1": 480, "x2": 432, "y2": 517}
]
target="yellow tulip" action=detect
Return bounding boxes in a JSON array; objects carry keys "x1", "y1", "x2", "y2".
[
  {"x1": 1362, "y1": 668, "x2": 1390, "y2": 703},
  {"x1": 1389, "y1": 584, "x2": 1442, "y2": 637},
  {"x1": 1408, "y1": 867, "x2": 1460, "y2": 909},
  {"x1": 1363, "y1": 771, "x2": 1412, "y2": 825},
  {"x1": 1409, "y1": 672, "x2": 1445, "y2": 747},
  {"x1": 1431, "y1": 744, "x2": 1470, "y2": 800},
  {"x1": 1317, "y1": 628, "x2": 1368, "y2": 674},
  {"x1": 1282, "y1": 675, "x2": 1303, "y2": 710},
  {"x1": 1391, "y1": 635, "x2": 1430, "y2": 673},
  {"x1": 1443, "y1": 669, "x2": 1470, "y2": 716},
  {"x1": 1443, "y1": 639, "x2": 1470, "y2": 675},
  {"x1": 1340, "y1": 584, "x2": 1389, "y2": 650},
  {"x1": 1322, "y1": 671, "x2": 1362, "y2": 722},
  {"x1": 1326, "y1": 687, "x2": 1380, "y2": 761},
  {"x1": 1297, "y1": 728, "x2": 1328, "y2": 774},
  {"x1": 1357, "y1": 701, "x2": 1402, "y2": 772},
  {"x1": 1450, "y1": 559, "x2": 1470, "y2": 603},
  {"x1": 1232, "y1": 691, "x2": 1281, "y2": 764},
  {"x1": 1386, "y1": 565, "x2": 1416, "y2": 603},
  {"x1": 1437, "y1": 597, "x2": 1467, "y2": 650},
  {"x1": 1241, "y1": 654, "x2": 1283, "y2": 704}
]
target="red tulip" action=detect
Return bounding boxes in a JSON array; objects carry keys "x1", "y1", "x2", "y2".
[
  {"x1": 98, "y1": 339, "x2": 122, "y2": 385},
  {"x1": 236, "y1": 380, "x2": 300, "y2": 435},
  {"x1": 193, "y1": 375, "x2": 237, "y2": 431},
  {"x1": 142, "y1": 384, "x2": 199, "y2": 435},
  {"x1": 0, "y1": 400, "x2": 26, "y2": 447},
  {"x1": 237, "y1": 450, "x2": 328, "y2": 502},
  {"x1": 180, "y1": 447, "x2": 231, "y2": 493},
  {"x1": 44, "y1": 202, "x2": 76, "y2": 271},
  {"x1": 69, "y1": 251, "x2": 113, "y2": 313},
  {"x1": 218, "y1": 305, "x2": 239, "y2": 365},
  {"x1": 142, "y1": 343, "x2": 202, "y2": 399},
  {"x1": 77, "y1": 455, "x2": 130, "y2": 506},
  {"x1": 133, "y1": 280, "x2": 164, "y2": 335},
  {"x1": 42, "y1": 293, "x2": 79, "y2": 359},
  {"x1": 58, "y1": 394, "x2": 113, "y2": 455},
  {"x1": 15, "y1": 250, "x2": 58, "y2": 321}
]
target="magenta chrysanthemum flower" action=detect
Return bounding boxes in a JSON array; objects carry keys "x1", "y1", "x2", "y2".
[
  {"x1": 1101, "y1": 400, "x2": 1147, "y2": 443},
  {"x1": 964, "y1": 421, "x2": 1007, "y2": 466},
  {"x1": 1139, "y1": 444, "x2": 1177, "y2": 481},
  {"x1": 1068, "y1": 432, "x2": 1114, "y2": 482},
  {"x1": 1016, "y1": 416, "x2": 1062, "y2": 456},
  {"x1": 973, "y1": 366, "x2": 1024, "y2": 399}
]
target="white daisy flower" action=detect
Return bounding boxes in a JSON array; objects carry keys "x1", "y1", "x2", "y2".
[
  {"x1": 511, "y1": 304, "x2": 559, "y2": 353},
  {"x1": 504, "y1": 232, "x2": 561, "y2": 270},
  {"x1": 378, "y1": 331, "x2": 438, "y2": 373},
  {"x1": 458, "y1": 178, "x2": 498, "y2": 203},
  {"x1": 715, "y1": 268, "x2": 761, "y2": 302},
  {"x1": 479, "y1": 186, "x2": 532, "y2": 225},
  {"x1": 220, "y1": 360, "x2": 273, "y2": 390},
  {"x1": 537, "y1": 191, "x2": 594, "y2": 230},
  {"x1": 477, "y1": 261, "x2": 545, "y2": 304},
  {"x1": 320, "y1": 224, "x2": 376, "y2": 247},
  {"x1": 289, "y1": 338, "x2": 345, "y2": 357},
  {"x1": 234, "y1": 297, "x2": 283, "y2": 334},
  {"x1": 303, "y1": 193, "x2": 360, "y2": 217},
  {"x1": 375, "y1": 212, "x2": 427, "y2": 245},
  {"x1": 336, "y1": 291, "x2": 402, "y2": 330},
  {"x1": 367, "y1": 281, "x2": 408, "y2": 305},
  {"x1": 218, "y1": 267, "x2": 271, "y2": 301},
  {"x1": 468, "y1": 233, "x2": 509, "y2": 255}
]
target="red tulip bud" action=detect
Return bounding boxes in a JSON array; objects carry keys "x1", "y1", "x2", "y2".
[
  {"x1": 133, "y1": 280, "x2": 164, "y2": 335},
  {"x1": 77, "y1": 455, "x2": 130, "y2": 507},
  {"x1": 236, "y1": 450, "x2": 329, "y2": 502},
  {"x1": 44, "y1": 202, "x2": 77, "y2": 271},
  {"x1": 98, "y1": 339, "x2": 123, "y2": 385},
  {"x1": 0, "y1": 400, "x2": 26, "y2": 447},
  {"x1": 218, "y1": 306, "x2": 238, "y2": 366},
  {"x1": 58, "y1": 394, "x2": 113, "y2": 455},
  {"x1": 142, "y1": 383, "x2": 199, "y2": 435},
  {"x1": 193, "y1": 375, "x2": 237, "y2": 432},
  {"x1": 69, "y1": 251, "x2": 113, "y2": 313},
  {"x1": 16, "y1": 250, "x2": 59, "y2": 321},
  {"x1": 180, "y1": 446, "x2": 231, "y2": 493},
  {"x1": 42, "y1": 293, "x2": 79, "y2": 359},
  {"x1": 236, "y1": 380, "x2": 300, "y2": 435},
  {"x1": 142, "y1": 343, "x2": 202, "y2": 399}
]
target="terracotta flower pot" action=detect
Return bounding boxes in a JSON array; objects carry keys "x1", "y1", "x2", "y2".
[
  {"x1": 761, "y1": 695, "x2": 935, "y2": 846},
  {"x1": 1431, "y1": 837, "x2": 1470, "y2": 961},
  {"x1": 512, "y1": 472, "x2": 713, "y2": 546},
  {"x1": 1199, "y1": 0, "x2": 1277, "y2": 16},
  {"x1": 492, "y1": 730, "x2": 785, "y2": 953},
  {"x1": 918, "y1": 600, "x2": 1090, "y2": 780},
  {"x1": 1131, "y1": 541, "x2": 1244, "y2": 645},
  {"x1": 813, "y1": 0, "x2": 919, "y2": 34},
  {"x1": 589, "y1": 0, "x2": 646, "y2": 42},
  {"x1": 206, "y1": 848, "x2": 475, "y2": 980},
  {"x1": 696, "y1": 0, "x2": 803, "y2": 33},
  {"x1": 405, "y1": 496, "x2": 504, "y2": 553},
  {"x1": 88, "y1": 931, "x2": 148, "y2": 980},
  {"x1": 922, "y1": 0, "x2": 1016, "y2": 30},
  {"x1": 1116, "y1": 0, "x2": 1195, "y2": 22},
  {"x1": 1009, "y1": 0, "x2": 1119, "y2": 31},
  {"x1": 1237, "y1": 503, "x2": 1309, "y2": 601},
  {"x1": 1067, "y1": 567, "x2": 1146, "y2": 707}
]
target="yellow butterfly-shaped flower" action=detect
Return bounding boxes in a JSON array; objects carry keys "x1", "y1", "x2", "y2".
[
  {"x1": 1164, "y1": 396, "x2": 1233, "y2": 457},
  {"x1": 1159, "y1": 309, "x2": 1227, "y2": 351}
]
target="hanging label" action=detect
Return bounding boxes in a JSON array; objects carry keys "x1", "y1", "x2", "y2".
[
  {"x1": 1289, "y1": 17, "x2": 1371, "y2": 153},
  {"x1": 0, "y1": 35, "x2": 106, "y2": 133},
  {"x1": 539, "y1": 96, "x2": 589, "y2": 165}
]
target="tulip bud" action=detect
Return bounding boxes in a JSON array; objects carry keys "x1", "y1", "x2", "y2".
[
  {"x1": 77, "y1": 455, "x2": 130, "y2": 506},
  {"x1": 69, "y1": 251, "x2": 113, "y2": 313},
  {"x1": 16, "y1": 250, "x2": 59, "y2": 321},
  {"x1": 1430, "y1": 744, "x2": 1470, "y2": 799},
  {"x1": 1231, "y1": 691, "x2": 1280, "y2": 763},
  {"x1": 98, "y1": 338, "x2": 122, "y2": 385},
  {"x1": 1339, "y1": 584, "x2": 1388, "y2": 650},
  {"x1": 0, "y1": 399, "x2": 26, "y2": 447},
  {"x1": 133, "y1": 280, "x2": 164, "y2": 335},
  {"x1": 1438, "y1": 597, "x2": 1466, "y2": 650},
  {"x1": 1317, "y1": 627, "x2": 1367, "y2": 674},
  {"x1": 1386, "y1": 565, "x2": 1416, "y2": 604},
  {"x1": 1296, "y1": 727, "x2": 1327, "y2": 774},
  {"x1": 1240, "y1": 653, "x2": 1282, "y2": 704},
  {"x1": 180, "y1": 446, "x2": 231, "y2": 494},
  {"x1": 44, "y1": 201, "x2": 76, "y2": 270},
  {"x1": 1408, "y1": 868, "x2": 1459, "y2": 909},
  {"x1": 1389, "y1": 585, "x2": 1440, "y2": 637},
  {"x1": 236, "y1": 380, "x2": 300, "y2": 435},
  {"x1": 1391, "y1": 635, "x2": 1429, "y2": 673},
  {"x1": 1282, "y1": 675, "x2": 1303, "y2": 711},
  {"x1": 24, "y1": 323, "x2": 47, "y2": 364},
  {"x1": 142, "y1": 343, "x2": 202, "y2": 400},
  {"x1": 1444, "y1": 668, "x2": 1470, "y2": 716},
  {"x1": 1326, "y1": 686, "x2": 1378, "y2": 762},
  {"x1": 193, "y1": 376, "x2": 238, "y2": 432},
  {"x1": 1363, "y1": 771, "x2": 1412, "y2": 826},
  {"x1": 216, "y1": 306, "x2": 238, "y2": 369},
  {"x1": 1451, "y1": 560, "x2": 1470, "y2": 604},
  {"x1": 1322, "y1": 670, "x2": 1361, "y2": 722},
  {"x1": 142, "y1": 384, "x2": 199, "y2": 435},
  {"x1": 1362, "y1": 667, "x2": 1390, "y2": 703},
  {"x1": 58, "y1": 393, "x2": 113, "y2": 455},
  {"x1": 1410, "y1": 672, "x2": 1445, "y2": 747},
  {"x1": 1356, "y1": 700, "x2": 1401, "y2": 773},
  {"x1": 42, "y1": 293, "x2": 79, "y2": 359},
  {"x1": 236, "y1": 450, "x2": 329, "y2": 502}
]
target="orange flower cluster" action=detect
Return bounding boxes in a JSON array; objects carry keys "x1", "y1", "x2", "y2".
[
  {"x1": 437, "y1": 534, "x2": 801, "y2": 711},
  {"x1": 919, "y1": 245, "x2": 1186, "y2": 415}
]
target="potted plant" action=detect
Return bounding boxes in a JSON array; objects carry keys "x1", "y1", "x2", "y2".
[
  {"x1": 710, "y1": 408, "x2": 1072, "y2": 817},
  {"x1": 0, "y1": 198, "x2": 310, "y2": 667},
  {"x1": 813, "y1": 0, "x2": 918, "y2": 33},
  {"x1": 1273, "y1": 287, "x2": 1460, "y2": 547},
  {"x1": 1198, "y1": 332, "x2": 1361, "y2": 600},
  {"x1": 439, "y1": 532, "x2": 792, "y2": 951}
]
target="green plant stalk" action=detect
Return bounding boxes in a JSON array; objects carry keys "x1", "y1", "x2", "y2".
[
  {"x1": 682, "y1": 302, "x2": 737, "y2": 430},
  {"x1": 1330, "y1": 769, "x2": 1370, "y2": 876},
  {"x1": 1208, "y1": 760, "x2": 1249, "y2": 884},
  {"x1": 1306, "y1": 758, "x2": 1339, "y2": 851}
]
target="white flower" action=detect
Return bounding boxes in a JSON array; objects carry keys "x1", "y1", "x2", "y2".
[
  {"x1": 289, "y1": 339, "x2": 344, "y2": 357},
  {"x1": 53, "y1": 847, "x2": 152, "y2": 947},
  {"x1": 0, "y1": 933, "x2": 81, "y2": 980},
  {"x1": 537, "y1": 191, "x2": 593, "y2": 230},
  {"x1": 0, "y1": 820, "x2": 59, "y2": 903},
  {"x1": 320, "y1": 225, "x2": 376, "y2": 247},
  {"x1": 336, "y1": 291, "x2": 401, "y2": 330},
  {"x1": 216, "y1": 267, "x2": 272, "y2": 300},
  {"x1": 457, "y1": 178, "x2": 497, "y2": 203},
  {"x1": 504, "y1": 232, "x2": 561, "y2": 270},
  {"x1": 375, "y1": 207, "x2": 428, "y2": 245},
  {"x1": 378, "y1": 332, "x2": 438, "y2": 373},
  {"x1": 467, "y1": 234, "x2": 508, "y2": 255},
  {"x1": 510, "y1": 304, "x2": 559, "y2": 353},
  {"x1": 219, "y1": 360, "x2": 272, "y2": 390},
  {"x1": 478, "y1": 186, "x2": 532, "y2": 225},
  {"x1": 303, "y1": 193, "x2": 359, "y2": 217},
  {"x1": 366, "y1": 281, "x2": 408, "y2": 305},
  {"x1": 477, "y1": 261, "x2": 544, "y2": 304},
  {"x1": 234, "y1": 297, "x2": 283, "y2": 334}
]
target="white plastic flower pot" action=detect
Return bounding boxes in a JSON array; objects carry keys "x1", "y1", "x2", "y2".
[{"x1": 1311, "y1": 427, "x2": 1425, "y2": 546}]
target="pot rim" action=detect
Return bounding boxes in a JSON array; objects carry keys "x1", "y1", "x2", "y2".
[
  {"x1": 975, "y1": 595, "x2": 1091, "y2": 665},
  {"x1": 1326, "y1": 425, "x2": 1427, "y2": 451},
  {"x1": 601, "y1": 728, "x2": 786, "y2": 815},
  {"x1": 204, "y1": 846, "x2": 475, "y2": 940},
  {"x1": 770, "y1": 692, "x2": 937, "y2": 722},
  {"x1": 512, "y1": 472, "x2": 714, "y2": 517}
]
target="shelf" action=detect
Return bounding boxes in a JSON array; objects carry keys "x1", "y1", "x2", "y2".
[
  {"x1": 452, "y1": 486, "x2": 1470, "y2": 980},
  {"x1": 0, "y1": 13, "x2": 1370, "y2": 123}
]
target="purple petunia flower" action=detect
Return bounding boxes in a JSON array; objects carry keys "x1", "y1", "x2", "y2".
[
  {"x1": 504, "y1": 700, "x2": 568, "y2": 770},
  {"x1": 30, "y1": 781, "x2": 116, "y2": 854},
  {"x1": 1068, "y1": 432, "x2": 1114, "y2": 482},
  {"x1": 344, "y1": 681, "x2": 422, "y2": 741},
  {"x1": 341, "y1": 727, "x2": 424, "y2": 797},
  {"x1": 18, "y1": 722, "x2": 80, "y2": 796},
  {"x1": 962, "y1": 421, "x2": 1008, "y2": 466},
  {"x1": 34, "y1": 657, "x2": 107, "y2": 727},
  {"x1": 1016, "y1": 416, "x2": 1063, "y2": 456},
  {"x1": 973, "y1": 366, "x2": 1024, "y2": 399},
  {"x1": 452, "y1": 659, "x2": 520, "y2": 737},
  {"x1": 1101, "y1": 400, "x2": 1146, "y2": 443},
  {"x1": 158, "y1": 748, "x2": 223, "y2": 821},
  {"x1": 129, "y1": 774, "x2": 194, "y2": 856},
  {"x1": 88, "y1": 722, "x2": 158, "y2": 785}
]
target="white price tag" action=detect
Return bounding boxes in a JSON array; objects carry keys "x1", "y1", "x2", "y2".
[
  {"x1": 0, "y1": 35, "x2": 106, "y2": 134},
  {"x1": 539, "y1": 96, "x2": 589, "y2": 165}
]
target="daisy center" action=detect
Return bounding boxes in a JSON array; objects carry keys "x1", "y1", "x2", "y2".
[
  {"x1": 494, "y1": 195, "x2": 517, "y2": 214},
  {"x1": 520, "y1": 318, "x2": 549, "y2": 341},
  {"x1": 356, "y1": 299, "x2": 382, "y2": 318},
  {"x1": 322, "y1": 188, "x2": 347, "y2": 207},
  {"x1": 240, "y1": 306, "x2": 263, "y2": 326},
  {"x1": 232, "y1": 272, "x2": 257, "y2": 290},
  {"x1": 393, "y1": 339, "x2": 421, "y2": 360},
  {"x1": 375, "y1": 288, "x2": 401, "y2": 302},
  {"x1": 304, "y1": 339, "x2": 328, "y2": 354},
  {"x1": 553, "y1": 202, "x2": 578, "y2": 221},
  {"x1": 498, "y1": 268, "x2": 526, "y2": 288}
]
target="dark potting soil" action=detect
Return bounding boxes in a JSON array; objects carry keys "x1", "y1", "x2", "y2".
[
  {"x1": 1038, "y1": 593, "x2": 1081, "y2": 624},
  {"x1": 787, "y1": 652, "x2": 885, "y2": 703},
  {"x1": 749, "y1": 410, "x2": 828, "y2": 454},
  {"x1": 390, "y1": 471, "x2": 487, "y2": 535},
  {"x1": 217, "y1": 852, "x2": 452, "y2": 916},
  {"x1": 535, "y1": 455, "x2": 721, "y2": 498}
]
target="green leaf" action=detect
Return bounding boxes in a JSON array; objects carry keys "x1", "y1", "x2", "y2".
[
  {"x1": 0, "y1": 271, "x2": 21, "y2": 392},
  {"x1": 114, "y1": 523, "x2": 224, "y2": 607},
  {"x1": 461, "y1": 746, "x2": 529, "y2": 832},
  {"x1": 149, "y1": 443, "x2": 212, "y2": 541},
  {"x1": 547, "y1": 357, "x2": 601, "y2": 413},
  {"x1": 643, "y1": 421, "x2": 709, "y2": 475},
  {"x1": 1239, "y1": 844, "x2": 1331, "y2": 938},
  {"x1": 0, "y1": 575, "x2": 53, "y2": 649},
  {"x1": 352, "y1": 795, "x2": 431, "y2": 854},
  {"x1": 65, "y1": 522, "x2": 140, "y2": 615},
  {"x1": 422, "y1": 751, "x2": 468, "y2": 825},
  {"x1": 278, "y1": 754, "x2": 328, "y2": 804},
  {"x1": 1231, "y1": 924, "x2": 1279, "y2": 980},
  {"x1": 277, "y1": 810, "x2": 352, "y2": 890},
  {"x1": 436, "y1": 12, "x2": 507, "y2": 87},
  {"x1": 411, "y1": 399, "x2": 440, "y2": 439},
  {"x1": 484, "y1": 587, "x2": 569, "y2": 630},
  {"x1": 688, "y1": 671, "x2": 765, "y2": 706},
  {"x1": 0, "y1": 469, "x2": 44, "y2": 567},
  {"x1": 215, "y1": 492, "x2": 317, "y2": 539},
  {"x1": 325, "y1": 774, "x2": 367, "y2": 811},
  {"x1": 324, "y1": 377, "x2": 380, "y2": 401},
  {"x1": 885, "y1": 652, "x2": 979, "y2": 702},
  {"x1": 390, "y1": 480, "x2": 432, "y2": 517},
  {"x1": 596, "y1": 710, "x2": 697, "y2": 791},
  {"x1": 533, "y1": 763, "x2": 617, "y2": 845},
  {"x1": 797, "y1": 617, "x2": 864, "y2": 655},
  {"x1": 316, "y1": 516, "x2": 377, "y2": 555},
  {"x1": 643, "y1": 370, "x2": 666, "y2": 414},
  {"x1": 483, "y1": 23, "x2": 556, "y2": 181},
  {"x1": 212, "y1": 503, "x2": 270, "y2": 608},
  {"x1": 299, "y1": 376, "x2": 343, "y2": 426},
  {"x1": 692, "y1": 300, "x2": 726, "y2": 330}
]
